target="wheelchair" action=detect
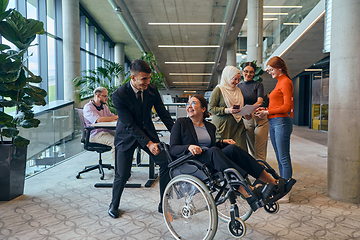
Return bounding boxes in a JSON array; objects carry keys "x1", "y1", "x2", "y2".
[{"x1": 159, "y1": 142, "x2": 283, "y2": 239}]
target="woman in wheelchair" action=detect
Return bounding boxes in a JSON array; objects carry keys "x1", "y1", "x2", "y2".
[{"x1": 169, "y1": 95, "x2": 296, "y2": 210}]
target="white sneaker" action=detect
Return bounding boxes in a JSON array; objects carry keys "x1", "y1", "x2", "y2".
[{"x1": 278, "y1": 194, "x2": 290, "y2": 203}]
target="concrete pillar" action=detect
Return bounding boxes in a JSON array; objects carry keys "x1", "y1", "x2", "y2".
[
  {"x1": 62, "y1": 0, "x2": 80, "y2": 107},
  {"x1": 247, "y1": 0, "x2": 263, "y2": 65},
  {"x1": 217, "y1": 70, "x2": 222, "y2": 85},
  {"x1": 226, "y1": 41, "x2": 237, "y2": 67},
  {"x1": 114, "y1": 43, "x2": 125, "y2": 85},
  {"x1": 328, "y1": 0, "x2": 360, "y2": 203}
]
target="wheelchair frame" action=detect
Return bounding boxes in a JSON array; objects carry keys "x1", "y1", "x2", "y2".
[{"x1": 159, "y1": 142, "x2": 281, "y2": 239}]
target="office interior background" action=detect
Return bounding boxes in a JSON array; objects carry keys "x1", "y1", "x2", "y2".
[{"x1": 0, "y1": 0, "x2": 359, "y2": 204}]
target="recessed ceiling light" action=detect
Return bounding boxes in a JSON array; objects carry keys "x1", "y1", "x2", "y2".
[
  {"x1": 263, "y1": 13, "x2": 289, "y2": 16},
  {"x1": 304, "y1": 69, "x2": 323, "y2": 71},
  {"x1": 245, "y1": 18, "x2": 278, "y2": 21},
  {"x1": 159, "y1": 45, "x2": 219, "y2": 48},
  {"x1": 264, "y1": 6, "x2": 303, "y2": 9},
  {"x1": 184, "y1": 91, "x2": 197, "y2": 93},
  {"x1": 283, "y1": 23, "x2": 300, "y2": 25},
  {"x1": 165, "y1": 62, "x2": 215, "y2": 64},
  {"x1": 170, "y1": 73, "x2": 212, "y2": 76},
  {"x1": 149, "y1": 23, "x2": 226, "y2": 26}
]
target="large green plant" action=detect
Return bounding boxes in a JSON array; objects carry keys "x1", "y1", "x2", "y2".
[
  {"x1": 73, "y1": 61, "x2": 125, "y2": 114},
  {"x1": 74, "y1": 52, "x2": 165, "y2": 113},
  {"x1": 123, "y1": 52, "x2": 165, "y2": 90},
  {"x1": 0, "y1": 0, "x2": 47, "y2": 148},
  {"x1": 238, "y1": 60, "x2": 264, "y2": 82}
]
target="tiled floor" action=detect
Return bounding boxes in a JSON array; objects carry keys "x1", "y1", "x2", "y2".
[{"x1": 1, "y1": 126, "x2": 360, "y2": 240}]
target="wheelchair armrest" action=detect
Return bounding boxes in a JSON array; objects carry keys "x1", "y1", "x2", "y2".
[{"x1": 168, "y1": 152, "x2": 194, "y2": 169}]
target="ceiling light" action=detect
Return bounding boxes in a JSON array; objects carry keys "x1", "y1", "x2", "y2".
[
  {"x1": 263, "y1": 13, "x2": 289, "y2": 16},
  {"x1": 165, "y1": 62, "x2": 215, "y2": 64},
  {"x1": 264, "y1": 6, "x2": 303, "y2": 9},
  {"x1": 159, "y1": 45, "x2": 219, "y2": 48},
  {"x1": 173, "y1": 82, "x2": 209, "y2": 84},
  {"x1": 148, "y1": 23, "x2": 226, "y2": 26},
  {"x1": 170, "y1": 73, "x2": 212, "y2": 76},
  {"x1": 283, "y1": 23, "x2": 300, "y2": 25},
  {"x1": 304, "y1": 69, "x2": 323, "y2": 71},
  {"x1": 184, "y1": 91, "x2": 197, "y2": 93},
  {"x1": 245, "y1": 18, "x2": 278, "y2": 21}
]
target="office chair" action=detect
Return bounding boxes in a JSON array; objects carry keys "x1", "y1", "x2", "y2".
[{"x1": 75, "y1": 108, "x2": 114, "y2": 180}]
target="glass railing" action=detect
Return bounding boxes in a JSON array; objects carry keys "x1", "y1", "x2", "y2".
[
  {"x1": 6, "y1": 101, "x2": 85, "y2": 177},
  {"x1": 262, "y1": 0, "x2": 321, "y2": 60}
]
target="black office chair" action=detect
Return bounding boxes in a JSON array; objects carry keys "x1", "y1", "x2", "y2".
[{"x1": 76, "y1": 108, "x2": 114, "y2": 180}]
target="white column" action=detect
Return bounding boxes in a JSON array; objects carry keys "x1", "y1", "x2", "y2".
[
  {"x1": 114, "y1": 43, "x2": 125, "y2": 85},
  {"x1": 247, "y1": 0, "x2": 263, "y2": 65},
  {"x1": 328, "y1": 0, "x2": 360, "y2": 203},
  {"x1": 62, "y1": 0, "x2": 80, "y2": 107},
  {"x1": 226, "y1": 41, "x2": 237, "y2": 67}
]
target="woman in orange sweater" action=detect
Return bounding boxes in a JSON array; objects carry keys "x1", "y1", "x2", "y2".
[{"x1": 255, "y1": 56, "x2": 294, "y2": 203}]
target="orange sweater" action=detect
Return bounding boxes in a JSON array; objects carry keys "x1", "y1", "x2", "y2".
[{"x1": 268, "y1": 74, "x2": 293, "y2": 119}]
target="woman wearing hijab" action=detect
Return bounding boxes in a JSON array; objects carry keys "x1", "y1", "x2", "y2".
[{"x1": 209, "y1": 66, "x2": 248, "y2": 151}]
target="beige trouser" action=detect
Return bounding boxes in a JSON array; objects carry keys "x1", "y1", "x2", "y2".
[
  {"x1": 243, "y1": 114, "x2": 269, "y2": 161},
  {"x1": 90, "y1": 131, "x2": 115, "y2": 160}
]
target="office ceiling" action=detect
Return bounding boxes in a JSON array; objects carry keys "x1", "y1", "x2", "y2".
[{"x1": 80, "y1": 0, "x2": 326, "y2": 91}]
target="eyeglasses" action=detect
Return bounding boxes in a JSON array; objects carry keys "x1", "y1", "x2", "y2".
[
  {"x1": 266, "y1": 68, "x2": 274, "y2": 73},
  {"x1": 100, "y1": 94, "x2": 108, "y2": 98},
  {"x1": 186, "y1": 102, "x2": 198, "y2": 108},
  {"x1": 243, "y1": 70, "x2": 255, "y2": 74}
]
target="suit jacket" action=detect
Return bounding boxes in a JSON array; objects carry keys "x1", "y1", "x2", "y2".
[
  {"x1": 169, "y1": 117, "x2": 223, "y2": 159},
  {"x1": 112, "y1": 82, "x2": 174, "y2": 151}
]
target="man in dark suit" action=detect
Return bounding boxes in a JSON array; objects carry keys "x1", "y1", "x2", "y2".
[{"x1": 108, "y1": 59, "x2": 174, "y2": 218}]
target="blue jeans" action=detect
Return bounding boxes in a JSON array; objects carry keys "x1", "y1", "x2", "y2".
[{"x1": 268, "y1": 116, "x2": 293, "y2": 179}]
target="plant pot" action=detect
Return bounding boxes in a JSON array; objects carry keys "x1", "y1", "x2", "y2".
[{"x1": 0, "y1": 141, "x2": 27, "y2": 201}]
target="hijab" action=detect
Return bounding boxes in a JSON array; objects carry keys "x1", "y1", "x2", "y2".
[{"x1": 218, "y1": 66, "x2": 244, "y2": 123}]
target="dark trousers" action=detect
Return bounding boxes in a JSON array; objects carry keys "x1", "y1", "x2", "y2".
[
  {"x1": 111, "y1": 142, "x2": 170, "y2": 209},
  {"x1": 197, "y1": 144, "x2": 264, "y2": 179}
]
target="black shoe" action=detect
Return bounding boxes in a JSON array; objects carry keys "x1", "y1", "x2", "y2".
[
  {"x1": 108, "y1": 204, "x2": 120, "y2": 218},
  {"x1": 158, "y1": 202, "x2": 163, "y2": 213}
]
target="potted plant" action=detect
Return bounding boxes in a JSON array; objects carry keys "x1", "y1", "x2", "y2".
[
  {"x1": 0, "y1": 0, "x2": 46, "y2": 201},
  {"x1": 73, "y1": 52, "x2": 164, "y2": 114},
  {"x1": 73, "y1": 60, "x2": 125, "y2": 114}
]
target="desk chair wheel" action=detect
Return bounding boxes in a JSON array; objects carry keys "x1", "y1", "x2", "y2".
[
  {"x1": 163, "y1": 174, "x2": 218, "y2": 240},
  {"x1": 76, "y1": 174, "x2": 81, "y2": 179},
  {"x1": 228, "y1": 217, "x2": 246, "y2": 238},
  {"x1": 264, "y1": 201, "x2": 279, "y2": 214}
]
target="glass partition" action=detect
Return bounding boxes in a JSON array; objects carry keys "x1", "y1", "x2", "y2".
[
  {"x1": 263, "y1": 0, "x2": 321, "y2": 60},
  {"x1": 311, "y1": 70, "x2": 329, "y2": 131},
  {"x1": 15, "y1": 106, "x2": 83, "y2": 177}
]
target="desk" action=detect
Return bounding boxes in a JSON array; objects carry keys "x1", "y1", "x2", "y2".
[
  {"x1": 163, "y1": 103, "x2": 186, "y2": 107},
  {"x1": 91, "y1": 121, "x2": 168, "y2": 188}
]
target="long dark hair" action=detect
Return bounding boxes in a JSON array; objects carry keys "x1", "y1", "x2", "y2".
[
  {"x1": 266, "y1": 56, "x2": 291, "y2": 79},
  {"x1": 241, "y1": 62, "x2": 256, "y2": 72},
  {"x1": 193, "y1": 95, "x2": 210, "y2": 119}
]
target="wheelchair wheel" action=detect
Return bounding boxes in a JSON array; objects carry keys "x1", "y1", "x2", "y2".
[
  {"x1": 264, "y1": 201, "x2": 279, "y2": 214},
  {"x1": 163, "y1": 174, "x2": 218, "y2": 240},
  {"x1": 214, "y1": 188, "x2": 253, "y2": 222},
  {"x1": 228, "y1": 217, "x2": 246, "y2": 238}
]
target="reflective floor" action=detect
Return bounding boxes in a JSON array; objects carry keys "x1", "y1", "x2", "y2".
[{"x1": 1, "y1": 126, "x2": 360, "y2": 240}]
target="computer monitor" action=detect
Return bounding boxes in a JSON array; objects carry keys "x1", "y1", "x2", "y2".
[{"x1": 162, "y1": 95, "x2": 173, "y2": 104}]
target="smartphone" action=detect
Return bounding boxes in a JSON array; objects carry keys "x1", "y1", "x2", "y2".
[{"x1": 233, "y1": 105, "x2": 240, "y2": 109}]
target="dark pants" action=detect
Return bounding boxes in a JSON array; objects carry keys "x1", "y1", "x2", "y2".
[
  {"x1": 197, "y1": 144, "x2": 264, "y2": 179},
  {"x1": 111, "y1": 142, "x2": 170, "y2": 209}
]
